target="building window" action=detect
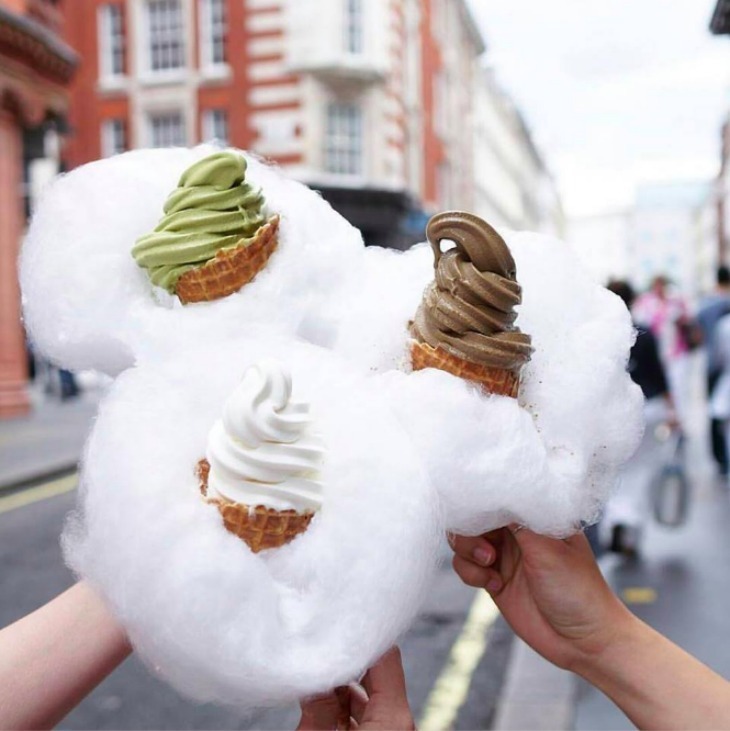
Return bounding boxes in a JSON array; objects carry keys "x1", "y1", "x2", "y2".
[
  {"x1": 101, "y1": 119, "x2": 127, "y2": 157},
  {"x1": 146, "y1": 0, "x2": 185, "y2": 72},
  {"x1": 324, "y1": 103, "x2": 363, "y2": 175},
  {"x1": 344, "y1": 0, "x2": 363, "y2": 54},
  {"x1": 199, "y1": 0, "x2": 227, "y2": 67},
  {"x1": 99, "y1": 4, "x2": 125, "y2": 78},
  {"x1": 202, "y1": 109, "x2": 229, "y2": 144},
  {"x1": 148, "y1": 112, "x2": 186, "y2": 147}
]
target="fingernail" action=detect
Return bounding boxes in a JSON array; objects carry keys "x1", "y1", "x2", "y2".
[
  {"x1": 487, "y1": 579, "x2": 502, "y2": 594},
  {"x1": 473, "y1": 547, "x2": 492, "y2": 566}
]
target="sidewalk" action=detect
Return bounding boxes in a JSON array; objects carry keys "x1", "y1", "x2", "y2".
[{"x1": 0, "y1": 387, "x2": 101, "y2": 490}]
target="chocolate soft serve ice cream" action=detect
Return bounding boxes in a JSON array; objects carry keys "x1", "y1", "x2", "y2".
[{"x1": 410, "y1": 211, "x2": 532, "y2": 397}]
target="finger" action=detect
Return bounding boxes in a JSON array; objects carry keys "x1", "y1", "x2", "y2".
[
  {"x1": 298, "y1": 691, "x2": 344, "y2": 730},
  {"x1": 448, "y1": 534, "x2": 496, "y2": 567},
  {"x1": 349, "y1": 683, "x2": 369, "y2": 724},
  {"x1": 508, "y1": 523, "x2": 582, "y2": 554},
  {"x1": 361, "y1": 647, "x2": 407, "y2": 699},
  {"x1": 452, "y1": 555, "x2": 505, "y2": 593},
  {"x1": 360, "y1": 647, "x2": 414, "y2": 728},
  {"x1": 334, "y1": 686, "x2": 352, "y2": 730}
]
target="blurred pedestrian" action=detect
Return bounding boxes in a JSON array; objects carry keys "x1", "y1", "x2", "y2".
[
  {"x1": 632, "y1": 274, "x2": 698, "y2": 423},
  {"x1": 696, "y1": 265, "x2": 730, "y2": 476},
  {"x1": 600, "y1": 280, "x2": 677, "y2": 555},
  {"x1": 710, "y1": 312, "x2": 730, "y2": 488},
  {"x1": 58, "y1": 368, "x2": 79, "y2": 400}
]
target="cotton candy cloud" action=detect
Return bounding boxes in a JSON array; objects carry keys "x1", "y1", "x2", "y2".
[{"x1": 20, "y1": 146, "x2": 642, "y2": 709}]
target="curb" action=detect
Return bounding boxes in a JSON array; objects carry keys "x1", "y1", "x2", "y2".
[
  {"x1": 493, "y1": 638, "x2": 577, "y2": 730},
  {"x1": 0, "y1": 462, "x2": 79, "y2": 494}
]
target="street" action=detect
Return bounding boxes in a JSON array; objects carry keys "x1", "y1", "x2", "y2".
[{"x1": 0, "y1": 477, "x2": 512, "y2": 730}]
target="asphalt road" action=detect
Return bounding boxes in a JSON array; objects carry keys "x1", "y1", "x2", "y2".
[{"x1": 0, "y1": 479, "x2": 513, "y2": 731}]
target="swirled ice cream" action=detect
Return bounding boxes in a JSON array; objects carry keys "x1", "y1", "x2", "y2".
[
  {"x1": 205, "y1": 360, "x2": 325, "y2": 514},
  {"x1": 132, "y1": 152, "x2": 268, "y2": 293},
  {"x1": 412, "y1": 211, "x2": 532, "y2": 372}
]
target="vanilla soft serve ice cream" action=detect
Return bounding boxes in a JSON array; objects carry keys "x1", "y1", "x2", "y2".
[{"x1": 205, "y1": 359, "x2": 325, "y2": 514}]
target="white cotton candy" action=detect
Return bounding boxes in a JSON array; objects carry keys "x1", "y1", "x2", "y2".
[
  {"x1": 20, "y1": 147, "x2": 644, "y2": 710},
  {"x1": 64, "y1": 340, "x2": 441, "y2": 708},
  {"x1": 379, "y1": 232, "x2": 645, "y2": 537},
  {"x1": 20, "y1": 146, "x2": 364, "y2": 373}
]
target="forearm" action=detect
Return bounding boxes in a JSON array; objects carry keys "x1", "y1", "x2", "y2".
[
  {"x1": 575, "y1": 612, "x2": 730, "y2": 730},
  {"x1": 0, "y1": 581, "x2": 131, "y2": 730}
]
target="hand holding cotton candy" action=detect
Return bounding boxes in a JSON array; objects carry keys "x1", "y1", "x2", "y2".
[{"x1": 199, "y1": 359, "x2": 325, "y2": 552}]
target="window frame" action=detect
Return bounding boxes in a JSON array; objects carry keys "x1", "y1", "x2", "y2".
[
  {"x1": 324, "y1": 102, "x2": 364, "y2": 176},
  {"x1": 201, "y1": 108, "x2": 229, "y2": 144},
  {"x1": 147, "y1": 111, "x2": 187, "y2": 148},
  {"x1": 344, "y1": 0, "x2": 364, "y2": 55},
  {"x1": 199, "y1": 0, "x2": 228, "y2": 71},
  {"x1": 98, "y1": 3, "x2": 126, "y2": 81},
  {"x1": 101, "y1": 118, "x2": 127, "y2": 157},
  {"x1": 144, "y1": 0, "x2": 186, "y2": 75}
]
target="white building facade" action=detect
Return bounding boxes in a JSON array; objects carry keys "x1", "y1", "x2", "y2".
[
  {"x1": 472, "y1": 67, "x2": 563, "y2": 235},
  {"x1": 630, "y1": 182, "x2": 716, "y2": 301},
  {"x1": 566, "y1": 181, "x2": 718, "y2": 299}
]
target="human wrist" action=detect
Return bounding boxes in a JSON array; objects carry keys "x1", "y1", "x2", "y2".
[{"x1": 566, "y1": 597, "x2": 641, "y2": 679}]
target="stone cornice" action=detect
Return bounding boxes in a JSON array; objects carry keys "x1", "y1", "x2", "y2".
[{"x1": 0, "y1": 6, "x2": 78, "y2": 84}]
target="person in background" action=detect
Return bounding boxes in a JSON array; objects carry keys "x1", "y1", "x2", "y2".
[
  {"x1": 696, "y1": 265, "x2": 730, "y2": 477},
  {"x1": 632, "y1": 274, "x2": 698, "y2": 424},
  {"x1": 601, "y1": 280, "x2": 677, "y2": 555},
  {"x1": 709, "y1": 311, "x2": 730, "y2": 488},
  {"x1": 58, "y1": 368, "x2": 80, "y2": 400}
]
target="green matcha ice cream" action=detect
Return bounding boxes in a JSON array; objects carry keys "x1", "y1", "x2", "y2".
[{"x1": 132, "y1": 152, "x2": 267, "y2": 293}]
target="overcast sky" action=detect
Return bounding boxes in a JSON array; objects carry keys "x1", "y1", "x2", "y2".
[{"x1": 466, "y1": 0, "x2": 730, "y2": 217}]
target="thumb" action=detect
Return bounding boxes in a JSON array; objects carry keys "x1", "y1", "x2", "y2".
[
  {"x1": 298, "y1": 689, "x2": 350, "y2": 730},
  {"x1": 360, "y1": 648, "x2": 414, "y2": 729}
]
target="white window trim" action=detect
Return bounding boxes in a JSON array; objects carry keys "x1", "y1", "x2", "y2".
[
  {"x1": 98, "y1": 4, "x2": 126, "y2": 89},
  {"x1": 344, "y1": 0, "x2": 364, "y2": 55},
  {"x1": 138, "y1": 0, "x2": 187, "y2": 84},
  {"x1": 101, "y1": 119, "x2": 126, "y2": 157},
  {"x1": 324, "y1": 102, "x2": 364, "y2": 177},
  {"x1": 198, "y1": 0, "x2": 230, "y2": 77},
  {"x1": 201, "y1": 109, "x2": 229, "y2": 144},
  {"x1": 146, "y1": 110, "x2": 187, "y2": 148}
]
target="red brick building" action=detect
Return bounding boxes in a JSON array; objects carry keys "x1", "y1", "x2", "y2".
[
  {"x1": 64, "y1": 0, "x2": 252, "y2": 163},
  {"x1": 0, "y1": 0, "x2": 77, "y2": 417},
  {"x1": 62, "y1": 0, "x2": 485, "y2": 247}
]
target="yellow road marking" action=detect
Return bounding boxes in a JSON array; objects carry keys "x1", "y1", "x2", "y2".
[
  {"x1": 0, "y1": 473, "x2": 77, "y2": 515},
  {"x1": 419, "y1": 591, "x2": 500, "y2": 730},
  {"x1": 622, "y1": 587, "x2": 657, "y2": 605}
]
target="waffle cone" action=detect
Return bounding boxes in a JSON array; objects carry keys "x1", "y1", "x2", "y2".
[
  {"x1": 410, "y1": 340, "x2": 520, "y2": 398},
  {"x1": 175, "y1": 216, "x2": 280, "y2": 304},
  {"x1": 197, "y1": 459, "x2": 313, "y2": 553}
]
